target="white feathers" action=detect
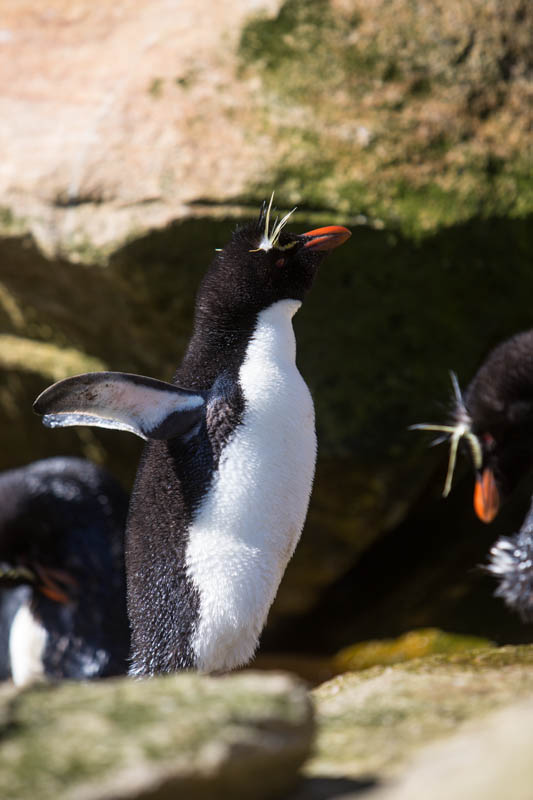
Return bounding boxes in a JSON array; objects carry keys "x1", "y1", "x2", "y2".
[
  {"x1": 9, "y1": 603, "x2": 48, "y2": 686},
  {"x1": 186, "y1": 299, "x2": 317, "y2": 672},
  {"x1": 43, "y1": 412, "x2": 148, "y2": 439},
  {"x1": 487, "y1": 528, "x2": 533, "y2": 620},
  {"x1": 410, "y1": 371, "x2": 482, "y2": 497},
  {"x1": 254, "y1": 193, "x2": 298, "y2": 252}
]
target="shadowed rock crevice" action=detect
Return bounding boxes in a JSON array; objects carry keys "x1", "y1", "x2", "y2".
[{"x1": 1, "y1": 213, "x2": 533, "y2": 643}]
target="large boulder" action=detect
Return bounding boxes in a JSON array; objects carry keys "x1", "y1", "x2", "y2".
[
  {"x1": 300, "y1": 645, "x2": 533, "y2": 799},
  {"x1": 368, "y1": 700, "x2": 533, "y2": 800},
  {"x1": 310, "y1": 646, "x2": 533, "y2": 780},
  {"x1": 0, "y1": 671, "x2": 313, "y2": 800}
]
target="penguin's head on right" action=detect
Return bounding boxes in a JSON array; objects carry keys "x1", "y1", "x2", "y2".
[
  {"x1": 411, "y1": 330, "x2": 533, "y2": 524},
  {"x1": 197, "y1": 196, "x2": 351, "y2": 324}
]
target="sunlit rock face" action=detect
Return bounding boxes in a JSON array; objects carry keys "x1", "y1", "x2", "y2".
[
  {"x1": 1, "y1": 0, "x2": 532, "y2": 651},
  {"x1": 0, "y1": 0, "x2": 530, "y2": 250},
  {"x1": 309, "y1": 645, "x2": 533, "y2": 797}
]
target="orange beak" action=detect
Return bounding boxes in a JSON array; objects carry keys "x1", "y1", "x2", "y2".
[
  {"x1": 303, "y1": 225, "x2": 352, "y2": 251},
  {"x1": 473, "y1": 468, "x2": 500, "y2": 523},
  {"x1": 34, "y1": 564, "x2": 77, "y2": 605}
]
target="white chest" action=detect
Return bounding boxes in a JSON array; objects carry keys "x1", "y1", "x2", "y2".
[
  {"x1": 9, "y1": 601, "x2": 48, "y2": 686},
  {"x1": 185, "y1": 299, "x2": 316, "y2": 671}
]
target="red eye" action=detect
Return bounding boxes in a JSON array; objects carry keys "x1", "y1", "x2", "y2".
[{"x1": 275, "y1": 258, "x2": 285, "y2": 268}]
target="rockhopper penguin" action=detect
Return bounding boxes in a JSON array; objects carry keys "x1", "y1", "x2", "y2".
[
  {"x1": 412, "y1": 329, "x2": 533, "y2": 619},
  {"x1": 34, "y1": 199, "x2": 351, "y2": 676},
  {"x1": 0, "y1": 457, "x2": 130, "y2": 684}
]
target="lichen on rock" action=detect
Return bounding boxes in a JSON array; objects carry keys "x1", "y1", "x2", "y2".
[{"x1": 0, "y1": 672, "x2": 314, "y2": 800}]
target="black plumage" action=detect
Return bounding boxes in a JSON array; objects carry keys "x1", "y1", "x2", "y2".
[
  {"x1": 416, "y1": 329, "x2": 533, "y2": 618},
  {"x1": 0, "y1": 457, "x2": 130, "y2": 682},
  {"x1": 488, "y1": 502, "x2": 533, "y2": 621},
  {"x1": 125, "y1": 214, "x2": 350, "y2": 675},
  {"x1": 464, "y1": 329, "x2": 533, "y2": 507}
]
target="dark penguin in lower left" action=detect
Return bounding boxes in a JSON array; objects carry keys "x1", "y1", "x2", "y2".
[{"x1": 0, "y1": 457, "x2": 130, "y2": 684}]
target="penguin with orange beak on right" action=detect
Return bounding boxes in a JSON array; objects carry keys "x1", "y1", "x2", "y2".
[{"x1": 412, "y1": 329, "x2": 533, "y2": 619}]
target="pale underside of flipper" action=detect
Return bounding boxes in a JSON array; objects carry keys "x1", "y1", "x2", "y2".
[{"x1": 34, "y1": 372, "x2": 205, "y2": 441}]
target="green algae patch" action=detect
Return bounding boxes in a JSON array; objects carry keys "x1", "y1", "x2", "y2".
[
  {"x1": 0, "y1": 672, "x2": 313, "y2": 800},
  {"x1": 0, "y1": 207, "x2": 27, "y2": 236},
  {"x1": 334, "y1": 628, "x2": 492, "y2": 672},
  {"x1": 238, "y1": 0, "x2": 533, "y2": 234},
  {"x1": 0, "y1": 335, "x2": 106, "y2": 383},
  {"x1": 310, "y1": 644, "x2": 533, "y2": 780}
]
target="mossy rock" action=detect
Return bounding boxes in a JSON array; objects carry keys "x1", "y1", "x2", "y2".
[
  {"x1": 333, "y1": 628, "x2": 492, "y2": 672},
  {"x1": 309, "y1": 644, "x2": 533, "y2": 780},
  {"x1": 361, "y1": 699, "x2": 533, "y2": 800},
  {"x1": 0, "y1": 671, "x2": 313, "y2": 800},
  {"x1": 238, "y1": 0, "x2": 533, "y2": 234}
]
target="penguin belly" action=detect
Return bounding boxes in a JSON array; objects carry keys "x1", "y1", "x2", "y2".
[{"x1": 185, "y1": 299, "x2": 316, "y2": 671}]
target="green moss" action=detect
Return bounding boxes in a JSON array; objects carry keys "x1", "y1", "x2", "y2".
[
  {"x1": 334, "y1": 629, "x2": 492, "y2": 672},
  {"x1": 239, "y1": 0, "x2": 532, "y2": 235},
  {"x1": 175, "y1": 70, "x2": 197, "y2": 89},
  {"x1": 240, "y1": 0, "x2": 334, "y2": 68},
  {"x1": 0, "y1": 674, "x2": 312, "y2": 800},
  {"x1": 310, "y1": 645, "x2": 533, "y2": 779},
  {"x1": 239, "y1": 0, "x2": 358, "y2": 98},
  {"x1": 409, "y1": 74, "x2": 432, "y2": 96},
  {"x1": 0, "y1": 335, "x2": 106, "y2": 381},
  {"x1": 58, "y1": 234, "x2": 115, "y2": 266},
  {"x1": 148, "y1": 76, "x2": 164, "y2": 98},
  {"x1": 0, "y1": 206, "x2": 15, "y2": 227},
  {"x1": 0, "y1": 207, "x2": 26, "y2": 235}
]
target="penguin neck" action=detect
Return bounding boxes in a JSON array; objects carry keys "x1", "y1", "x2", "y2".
[{"x1": 179, "y1": 299, "x2": 301, "y2": 388}]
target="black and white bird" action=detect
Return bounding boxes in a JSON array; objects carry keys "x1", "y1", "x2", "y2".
[
  {"x1": 0, "y1": 457, "x2": 130, "y2": 684},
  {"x1": 412, "y1": 329, "x2": 533, "y2": 618},
  {"x1": 33, "y1": 199, "x2": 351, "y2": 676}
]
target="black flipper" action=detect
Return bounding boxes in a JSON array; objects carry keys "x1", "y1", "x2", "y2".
[{"x1": 33, "y1": 372, "x2": 205, "y2": 441}]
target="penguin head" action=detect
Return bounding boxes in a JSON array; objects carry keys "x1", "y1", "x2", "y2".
[
  {"x1": 412, "y1": 331, "x2": 533, "y2": 524},
  {"x1": 464, "y1": 330, "x2": 533, "y2": 523},
  {"x1": 197, "y1": 198, "x2": 351, "y2": 323}
]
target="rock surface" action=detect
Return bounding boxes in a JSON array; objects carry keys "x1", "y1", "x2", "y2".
[
  {"x1": 309, "y1": 645, "x2": 533, "y2": 780},
  {"x1": 367, "y1": 700, "x2": 533, "y2": 800},
  {"x1": 0, "y1": 671, "x2": 313, "y2": 800},
  {"x1": 1, "y1": 0, "x2": 530, "y2": 248},
  {"x1": 332, "y1": 628, "x2": 492, "y2": 672}
]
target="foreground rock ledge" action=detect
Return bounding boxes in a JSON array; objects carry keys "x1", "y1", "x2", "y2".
[
  {"x1": 0, "y1": 671, "x2": 314, "y2": 800},
  {"x1": 309, "y1": 645, "x2": 533, "y2": 781},
  {"x1": 368, "y1": 699, "x2": 533, "y2": 800}
]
